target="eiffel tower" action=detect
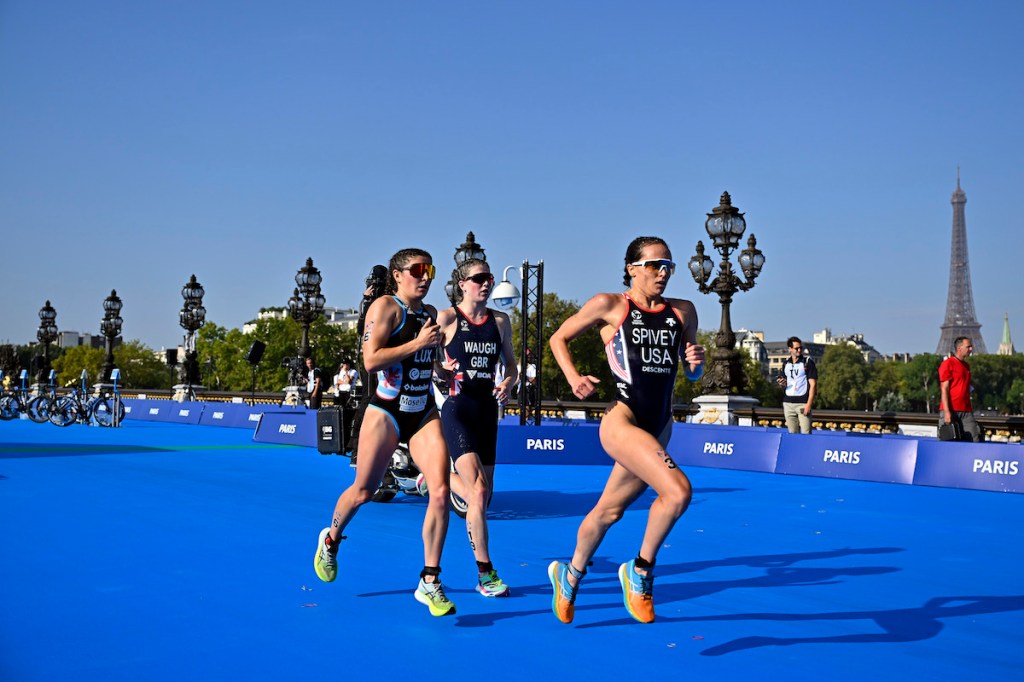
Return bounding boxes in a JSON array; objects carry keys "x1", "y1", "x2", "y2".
[{"x1": 937, "y1": 170, "x2": 987, "y2": 354}]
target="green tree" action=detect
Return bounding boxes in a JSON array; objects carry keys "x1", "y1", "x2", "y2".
[
  {"x1": 0, "y1": 344, "x2": 22, "y2": 383},
  {"x1": 969, "y1": 354, "x2": 1024, "y2": 413},
  {"x1": 196, "y1": 316, "x2": 360, "y2": 392},
  {"x1": 52, "y1": 345, "x2": 105, "y2": 387},
  {"x1": 511, "y1": 292, "x2": 612, "y2": 402},
  {"x1": 898, "y1": 353, "x2": 942, "y2": 413},
  {"x1": 876, "y1": 391, "x2": 909, "y2": 412},
  {"x1": 115, "y1": 340, "x2": 176, "y2": 389},
  {"x1": 672, "y1": 330, "x2": 715, "y2": 405},
  {"x1": 866, "y1": 360, "x2": 903, "y2": 411},
  {"x1": 816, "y1": 343, "x2": 868, "y2": 409},
  {"x1": 1006, "y1": 377, "x2": 1024, "y2": 416},
  {"x1": 742, "y1": 349, "x2": 782, "y2": 406}
]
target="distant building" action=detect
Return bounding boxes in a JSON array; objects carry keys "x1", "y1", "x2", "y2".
[
  {"x1": 242, "y1": 308, "x2": 289, "y2": 334},
  {"x1": 997, "y1": 313, "x2": 1016, "y2": 355},
  {"x1": 747, "y1": 327, "x2": 881, "y2": 380},
  {"x1": 812, "y1": 328, "x2": 882, "y2": 364},
  {"x1": 763, "y1": 339, "x2": 825, "y2": 379},
  {"x1": 242, "y1": 306, "x2": 359, "y2": 334},
  {"x1": 736, "y1": 329, "x2": 768, "y2": 375},
  {"x1": 56, "y1": 331, "x2": 103, "y2": 349},
  {"x1": 323, "y1": 307, "x2": 360, "y2": 331}
]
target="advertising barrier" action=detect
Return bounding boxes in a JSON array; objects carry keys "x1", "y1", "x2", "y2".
[
  {"x1": 497, "y1": 422, "x2": 606, "y2": 465},
  {"x1": 669, "y1": 422, "x2": 781, "y2": 473},
  {"x1": 122, "y1": 399, "x2": 204, "y2": 424},
  {"x1": 199, "y1": 403, "x2": 268, "y2": 429},
  {"x1": 253, "y1": 409, "x2": 316, "y2": 446},
  {"x1": 116, "y1": 399, "x2": 1021, "y2": 493},
  {"x1": 913, "y1": 440, "x2": 1023, "y2": 493},
  {"x1": 776, "y1": 432, "x2": 918, "y2": 484}
]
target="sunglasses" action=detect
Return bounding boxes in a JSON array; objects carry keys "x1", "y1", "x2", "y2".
[
  {"x1": 401, "y1": 263, "x2": 436, "y2": 280},
  {"x1": 462, "y1": 273, "x2": 494, "y2": 286},
  {"x1": 630, "y1": 259, "x2": 676, "y2": 275}
]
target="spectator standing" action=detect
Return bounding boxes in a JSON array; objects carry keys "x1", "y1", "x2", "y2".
[
  {"x1": 938, "y1": 336, "x2": 981, "y2": 442},
  {"x1": 305, "y1": 356, "x2": 324, "y2": 409},
  {"x1": 333, "y1": 359, "x2": 357, "y2": 402},
  {"x1": 778, "y1": 336, "x2": 816, "y2": 434}
]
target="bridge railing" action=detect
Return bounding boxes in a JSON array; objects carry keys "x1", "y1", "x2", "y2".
[{"x1": 114, "y1": 388, "x2": 1024, "y2": 444}]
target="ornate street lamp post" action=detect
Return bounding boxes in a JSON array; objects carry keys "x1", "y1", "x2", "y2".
[
  {"x1": 36, "y1": 300, "x2": 59, "y2": 384},
  {"x1": 688, "y1": 192, "x2": 765, "y2": 395},
  {"x1": 445, "y1": 231, "x2": 487, "y2": 305},
  {"x1": 178, "y1": 274, "x2": 207, "y2": 396},
  {"x1": 289, "y1": 257, "x2": 326, "y2": 359},
  {"x1": 99, "y1": 290, "x2": 123, "y2": 383},
  {"x1": 287, "y1": 258, "x2": 326, "y2": 389}
]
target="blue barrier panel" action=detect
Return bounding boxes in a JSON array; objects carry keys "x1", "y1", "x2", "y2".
[
  {"x1": 199, "y1": 403, "x2": 268, "y2": 428},
  {"x1": 122, "y1": 399, "x2": 172, "y2": 422},
  {"x1": 199, "y1": 403, "x2": 241, "y2": 427},
  {"x1": 253, "y1": 410, "x2": 316, "y2": 446},
  {"x1": 121, "y1": 399, "x2": 204, "y2": 424},
  {"x1": 668, "y1": 422, "x2": 781, "y2": 473},
  {"x1": 238, "y1": 407, "x2": 269, "y2": 429},
  {"x1": 121, "y1": 399, "x2": 144, "y2": 420},
  {"x1": 161, "y1": 401, "x2": 205, "y2": 425},
  {"x1": 497, "y1": 423, "x2": 607, "y2": 465},
  {"x1": 775, "y1": 432, "x2": 918, "y2": 484},
  {"x1": 914, "y1": 441, "x2": 1023, "y2": 493}
]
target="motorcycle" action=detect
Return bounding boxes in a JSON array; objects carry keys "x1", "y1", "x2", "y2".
[
  {"x1": 370, "y1": 442, "x2": 428, "y2": 502},
  {"x1": 369, "y1": 444, "x2": 485, "y2": 520}
]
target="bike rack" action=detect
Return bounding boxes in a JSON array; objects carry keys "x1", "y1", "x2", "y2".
[{"x1": 111, "y1": 369, "x2": 122, "y2": 428}]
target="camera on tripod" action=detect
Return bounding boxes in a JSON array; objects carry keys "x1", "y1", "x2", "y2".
[
  {"x1": 365, "y1": 264, "x2": 388, "y2": 300},
  {"x1": 280, "y1": 356, "x2": 305, "y2": 372}
]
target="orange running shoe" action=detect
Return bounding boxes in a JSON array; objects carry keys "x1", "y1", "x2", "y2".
[
  {"x1": 618, "y1": 559, "x2": 655, "y2": 623},
  {"x1": 548, "y1": 561, "x2": 583, "y2": 624}
]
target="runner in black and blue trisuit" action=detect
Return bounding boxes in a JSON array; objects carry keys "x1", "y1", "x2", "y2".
[
  {"x1": 313, "y1": 248, "x2": 458, "y2": 618},
  {"x1": 436, "y1": 258, "x2": 518, "y2": 598},
  {"x1": 547, "y1": 236, "x2": 705, "y2": 625}
]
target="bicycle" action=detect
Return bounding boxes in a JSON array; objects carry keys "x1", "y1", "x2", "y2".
[
  {"x1": 0, "y1": 370, "x2": 33, "y2": 421},
  {"x1": 27, "y1": 370, "x2": 59, "y2": 424},
  {"x1": 49, "y1": 371, "x2": 125, "y2": 427}
]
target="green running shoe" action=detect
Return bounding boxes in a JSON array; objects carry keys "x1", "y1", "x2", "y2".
[
  {"x1": 414, "y1": 579, "x2": 456, "y2": 616},
  {"x1": 476, "y1": 570, "x2": 510, "y2": 597},
  {"x1": 314, "y1": 528, "x2": 338, "y2": 583}
]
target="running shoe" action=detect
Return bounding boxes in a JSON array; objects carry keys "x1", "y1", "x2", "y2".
[
  {"x1": 547, "y1": 561, "x2": 578, "y2": 624},
  {"x1": 313, "y1": 528, "x2": 338, "y2": 583},
  {"x1": 414, "y1": 579, "x2": 456, "y2": 616},
  {"x1": 476, "y1": 570, "x2": 510, "y2": 597},
  {"x1": 618, "y1": 559, "x2": 655, "y2": 623}
]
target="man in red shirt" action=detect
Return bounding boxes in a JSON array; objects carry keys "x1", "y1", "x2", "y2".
[{"x1": 938, "y1": 336, "x2": 981, "y2": 442}]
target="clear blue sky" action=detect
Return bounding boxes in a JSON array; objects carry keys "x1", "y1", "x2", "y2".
[{"x1": 2, "y1": 1, "x2": 1022, "y2": 356}]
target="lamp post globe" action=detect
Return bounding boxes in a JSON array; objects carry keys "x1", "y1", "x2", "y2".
[
  {"x1": 689, "y1": 192, "x2": 765, "y2": 395},
  {"x1": 447, "y1": 231, "x2": 487, "y2": 306},
  {"x1": 100, "y1": 290, "x2": 123, "y2": 383},
  {"x1": 491, "y1": 265, "x2": 522, "y2": 311},
  {"x1": 36, "y1": 300, "x2": 59, "y2": 383}
]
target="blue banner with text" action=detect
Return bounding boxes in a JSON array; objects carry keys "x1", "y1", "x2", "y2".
[
  {"x1": 253, "y1": 410, "x2": 316, "y2": 446},
  {"x1": 775, "y1": 432, "x2": 918, "y2": 484},
  {"x1": 668, "y1": 423, "x2": 780, "y2": 473},
  {"x1": 914, "y1": 440, "x2": 1023, "y2": 493}
]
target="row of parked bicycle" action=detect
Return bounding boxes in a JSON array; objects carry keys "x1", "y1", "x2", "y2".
[{"x1": 0, "y1": 370, "x2": 125, "y2": 427}]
